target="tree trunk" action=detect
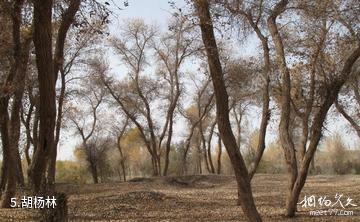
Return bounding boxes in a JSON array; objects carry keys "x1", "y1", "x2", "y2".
[
  {"x1": 199, "y1": 121, "x2": 212, "y2": 173},
  {"x1": 206, "y1": 120, "x2": 216, "y2": 174},
  {"x1": 90, "y1": 163, "x2": 99, "y2": 184},
  {"x1": 121, "y1": 161, "x2": 126, "y2": 182},
  {"x1": 117, "y1": 131, "x2": 127, "y2": 182},
  {"x1": 9, "y1": 35, "x2": 32, "y2": 188},
  {"x1": 197, "y1": 144, "x2": 203, "y2": 174},
  {"x1": 163, "y1": 116, "x2": 174, "y2": 176},
  {"x1": 28, "y1": 0, "x2": 56, "y2": 194},
  {"x1": 217, "y1": 134, "x2": 222, "y2": 174},
  {"x1": 41, "y1": 192, "x2": 68, "y2": 222},
  {"x1": 48, "y1": 0, "x2": 81, "y2": 189},
  {"x1": 248, "y1": 38, "x2": 270, "y2": 180},
  {"x1": 310, "y1": 154, "x2": 315, "y2": 174},
  {"x1": 0, "y1": 102, "x2": 16, "y2": 208},
  {"x1": 194, "y1": 1, "x2": 262, "y2": 221},
  {"x1": 267, "y1": 0, "x2": 298, "y2": 216},
  {"x1": 0, "y1": 0, "x2": 27, "y2": 207}
]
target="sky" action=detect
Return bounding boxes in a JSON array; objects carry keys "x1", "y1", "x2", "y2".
[{"x1": 56, "y1": 0, "x2": 359, "y2": 160}]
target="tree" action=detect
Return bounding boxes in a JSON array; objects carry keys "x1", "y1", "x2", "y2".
[
  {"x1": 181, "y1": 77, "x2": 214, "y2": 175},
  {"x1": 101, "y1": 18, "x2": 199, "y2": 176},
  {"x1": 113, "y1": 117, "x2": 130, "y2": 181},
  {"x1": 28, "y1": 0, "x2": 84, "y2": 194},
  {"x1": 154, "y1": 15, "x2": 200, "y2": 176},
  {"x1": 266, "y1": 0, "x2": 360, "y2": 217},
  {"x1": 193, "y1": 0, "x2": 262, "y2": 221},
  {"x1": 211, "y1": 0, "x2": 272, "y2": 180},
  {"x1": 68, "y1": 75, "x2": 105, "y2": 183},
  {"x1": 0, "y1": 0, "x2": 32, "y2": 207},
  {"x1": 74, "y1": 137, "x2": 112, "y2": 184}
]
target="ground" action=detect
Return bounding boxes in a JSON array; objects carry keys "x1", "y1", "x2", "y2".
[{"x1": 0, "y1": 174, "x2": 359, "y2": 221}]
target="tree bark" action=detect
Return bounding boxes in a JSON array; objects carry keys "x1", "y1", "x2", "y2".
[
  {"x1": 28, "y1": 0, "x2": 56, "y2": 194},
  {"x1": 194, "y1": 1, "x2": 262, "y2": 221}
]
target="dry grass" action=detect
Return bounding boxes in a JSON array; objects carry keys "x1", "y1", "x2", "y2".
[{"x1": 0, "y1": 174, "x2": 359, "y2": 221}]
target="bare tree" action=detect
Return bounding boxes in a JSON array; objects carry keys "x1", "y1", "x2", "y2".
[
  {"x1": 68, "y1": 77, "x2": 105, "y2": 183},
  {"x1": 180, "y1": 77, "x2": 214, "y2": 174},
  {"x1": 154, "y1": 15, "x2": 200, "y2": 176},
  {"x1": 220, "y1": 0, "x2": 272, "y2": 180},
  {"x1": 101, "y1": 18, "x2": 199, "y2": 176}
]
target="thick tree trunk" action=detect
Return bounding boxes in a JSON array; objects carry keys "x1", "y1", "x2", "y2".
[
  {"x1": 194, "y1": 1, "x2": 262, "y2": 221},
  {"x1": 28, "y1": 0, "x2": 56, "y2": 194},
  {"x1": 0, "y1": 101, "x2": 16, "y2": 208},
  {"x1": 9, "y1": 36, "x2": 31, "y2": 188}
]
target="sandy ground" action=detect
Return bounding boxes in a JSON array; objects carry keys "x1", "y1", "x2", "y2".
[{"x1": 0, "y1": 174, "x2": 359, "y2": 221}]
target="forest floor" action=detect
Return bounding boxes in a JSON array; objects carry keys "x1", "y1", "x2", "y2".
[{"x1": 0, "y1": 174, "x2": 359, "y2": 221}]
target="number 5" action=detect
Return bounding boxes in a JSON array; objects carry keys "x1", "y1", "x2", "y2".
[{"x1": 10, "y1": 198, "x2": 17, "y2": 208}]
